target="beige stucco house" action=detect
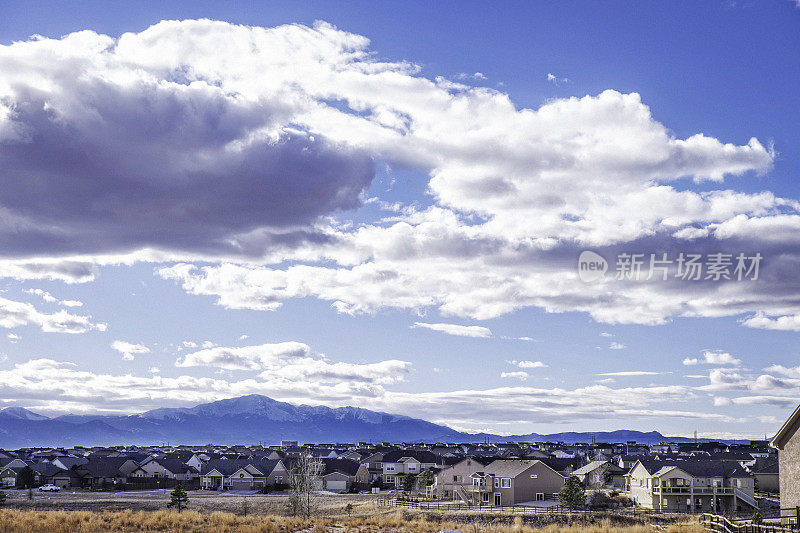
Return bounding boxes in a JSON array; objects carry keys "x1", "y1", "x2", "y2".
[{"x1": 625, "y1": 459, "x2": 756, "y2": 513}]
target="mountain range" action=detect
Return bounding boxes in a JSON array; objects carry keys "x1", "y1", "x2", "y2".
[{"x1": 0, "y1": 394, "x2": 744, "y2": 448}]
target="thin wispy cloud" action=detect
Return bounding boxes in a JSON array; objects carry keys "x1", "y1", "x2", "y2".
[
  {"x1": 597, "y1": 371, "x2": 662, "y2": 376},
  {"x1": 410, "y1": 322, "x2": 492, "y2": 338}
]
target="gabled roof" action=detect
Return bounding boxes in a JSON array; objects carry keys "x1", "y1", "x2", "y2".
[
  {"x1": 200, "y1": 458, "x2": 280, "y2": 476},
  {"x1": 771, "y1": 402, "x2": 800, "y2": 450},
  {"x1": 572, "y1": 460, "x2": 625, "y2": 476},
  {"x1": 81, "y1": 457, "x2": 130, "y2": 478},
  {"x1": 382, "y1": 450, "x2": 437, "y2": 463},
  {"x1": 150, "y1": 457, "x2": 196, "y2": 474},
  {"x1": 651, "y1": 466, "x2": 686, "y2": 478},
  {"x1": 320, "y1": 458, "x2": 360, "y2": 476},
  {"x1": 540, "y1": 457, "x2": 581, "y2": 472},
  {"x1": 631, "y1": 458, "x2": 750, "y2": 478},
  {"x1": 749, "y1": 458, "x2": 779, "y2": 474},
  {"x1": 53, "y1": 457, "x2": 88, "y2": 469},
  {"x1": 484, "y1": 459, "x2": 562, "y2": 479},
  {"x1": 30, "y1": 462, "x2": 65, "y2": 477}
]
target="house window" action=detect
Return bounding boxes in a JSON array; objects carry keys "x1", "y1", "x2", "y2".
[
  {"x1": 501, "y1": 478, "x2": 511, "y2": 488},
  {"x1": 453, "y1": 475, "x2": 460, "y2": 482},
  {"x1": 482, "y1": 493, "x2": 489, "y2": 502},
  {"x1": 386, "y1": 465, "x2": 395, "y2": 471},
  {"x1": 494, "y1": 478, "x2": 499, "y2": 488},
  {"x1": 386, "y1": 475, "x2": 394, "y2": 483},
  {"x1": 530, "y1": 474, "x2": 538, "y2": 479}
]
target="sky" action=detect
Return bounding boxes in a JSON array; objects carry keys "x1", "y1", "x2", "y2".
[{"x1": 0, "y1": 0, "x2": 799, "y2": 439}]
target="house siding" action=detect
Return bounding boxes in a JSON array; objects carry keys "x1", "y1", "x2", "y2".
[
  {"x1": 500, "y1": 462, "x2": 564, "y2": 504},
  {"x1": 779, "y1": 423, "x2": 800, "y2": 508}
]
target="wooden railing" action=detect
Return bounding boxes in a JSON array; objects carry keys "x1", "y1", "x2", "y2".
[{"x1": 700, "y1": 513, "x2": 797, "y2": 533}]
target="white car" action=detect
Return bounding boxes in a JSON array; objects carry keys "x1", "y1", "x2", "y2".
[{"x1": 38, "y1": 484, "x2": 61, "y2": 492}]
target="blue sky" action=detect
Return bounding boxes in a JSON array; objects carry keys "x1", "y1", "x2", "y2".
[{"x1": 0, "y1": 1, "x2": 799, "y2": 438}]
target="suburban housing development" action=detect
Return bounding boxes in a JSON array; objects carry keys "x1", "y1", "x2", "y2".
[
  {"x1": 0, "y1": 400, "x2": 797, "y2": 518},
  {"x1": 0, "y1": 429, "x2": 784, "y2": 516}
]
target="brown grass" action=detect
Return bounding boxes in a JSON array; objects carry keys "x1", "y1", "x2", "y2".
[{"x1": 0, "y1": 509, "x2": 703, "y2": 533}]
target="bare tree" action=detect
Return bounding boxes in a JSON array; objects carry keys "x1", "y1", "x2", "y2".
[{"x1": 287, "y1": 452, "x2": 323, "y2": 518}]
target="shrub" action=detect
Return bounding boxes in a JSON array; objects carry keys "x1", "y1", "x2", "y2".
[{"x1": 588, "y1": 491, "x2": 611, "y2": 509}]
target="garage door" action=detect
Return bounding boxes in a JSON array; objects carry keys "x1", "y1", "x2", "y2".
[
  {"x1": 326, "y1": 480, "x2": 347, "y2": 491},
  {"x1": 232, "y1": 481, "x2": 251, "y2": 490}
]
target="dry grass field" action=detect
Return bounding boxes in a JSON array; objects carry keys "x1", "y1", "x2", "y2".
[
  {"x1": 0, "y1": 490, "x2": 700, "y2": 532},
  {"x1": 0, "y1": 489, "x2": 379, "y2": 515},
  {"x1": 0, "y1": 509, "x2": 703, "y2": 533}
]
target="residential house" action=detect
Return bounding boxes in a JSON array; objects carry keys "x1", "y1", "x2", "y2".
[
  {"x1": 51, "y1": 457, "x2": 88, "y2": 471},
  {"x1": 434, "y1": 456, "x2": 495, "y2": 502},
  {"x1": 771, "y1": 403, "x2": 800, "y2": 508},
  {"x1": 468, "y1": 459, "x2": 566, "y2": 506},
  {"x1": 540, "y1": 457, "x2": 580, "y2": 476},
  {"x1": 351, "y1": 450, "x2": 385, "y2": 482},
  {"x1": 381, "y1": 450, "x2": 438, "y2": 488},
  {"x1": 746, "y1": 458, "x2": 778, "y2": 493},
  {"x1": 625, "y1": 459, "x2": 756, "y2": 513},
  {"x1": 134, "y1": 457, "x2": 198, "y2": 481},
  {"x1": 317, "y1": 458, "x2": 368, "y2": 492},
  {"x1": 72, "y1": 457, "x2": 131, "y2": 489},
  {"x1": 30, "y1": 462, "x2": 72, "y2": 488},
  {"x1": 572, "y1": 460, "x2": 626, "y2": 489},
  {"x1": 0, "y1": 466, "x2": 24, "y2": 488},
  {"x1": 200, "y1": 458, "x2": 287, "y2": 490}
]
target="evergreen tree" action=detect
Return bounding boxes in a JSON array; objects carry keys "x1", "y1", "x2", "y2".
[
  {"x1": 17, "y1": 466, "x2": 35, "y2": 489},
  {"x1": 168, "y1": 484, "x2": 189, "y2": 512},
  {"x1": 0, "y1": 491, "x2": 6, "y2": 506},
  {"x1": 558, "y1": 476, "x2": 586, "y2": 509},
  {"x1": 418, "y1": 469, "x2": 434, "y2": 489},
  {"x1": 402, "y1": 473, "x2": 417, "y2": 493}
]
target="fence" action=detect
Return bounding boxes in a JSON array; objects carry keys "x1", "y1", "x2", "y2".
[
  {"x1": 700, "y1": 513, "x2": 799, "y2": 533},
  {"x1": 118, "y1": 478, "x2": 200, "y2": 491},
  {"x1": 377, "y1": 498, "x2": 654, "y2": 516}
]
